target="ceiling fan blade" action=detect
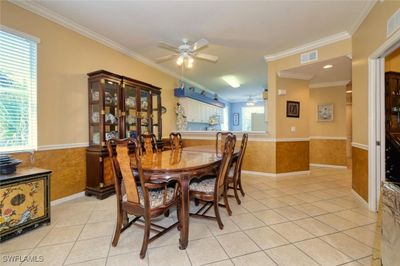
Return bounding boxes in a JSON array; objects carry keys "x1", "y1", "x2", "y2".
[
  {"x1": 192, "y1": 39, "x2": 209, "y2": 52},
  {"x1": 158, "y1": 42, "x2": 179, "y2": 52},
  {"x1": 194, "y1": 53, "x2": 218, "y2": 62},
  {"x1": 155, "y1": 54, "x2": 177, "y2": 63}
]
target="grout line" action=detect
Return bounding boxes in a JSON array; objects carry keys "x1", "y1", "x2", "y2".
[{"x1": 61, "y1": 205, "x2": 97, "y2": 265}]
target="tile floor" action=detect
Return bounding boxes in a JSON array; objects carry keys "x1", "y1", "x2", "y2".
[{"x1": 1, "y1": 167, "x2": 379, "y2": 266}]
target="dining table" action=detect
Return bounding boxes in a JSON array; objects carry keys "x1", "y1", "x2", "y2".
[{"x1": 139, "y1": 145, "x2": 239, "y2": 250}]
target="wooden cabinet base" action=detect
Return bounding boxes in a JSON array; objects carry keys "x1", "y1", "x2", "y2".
[{"x1": 85, "y1": 185, "x2": 115, "y2": 200}]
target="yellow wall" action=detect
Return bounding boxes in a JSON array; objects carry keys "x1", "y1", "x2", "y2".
[
  {"x1": 385, "y1": 48, "x2": 400, "y2": 72},
  {"x1": 352, "y1": 1, "x2": 400, "y2": 145},
  {"x1": 309, "y1": 86, "x2": 347, "y2": 137},
  {"x1": 267, "y1": 39, "x2": 352, "y2": 138},
  {"x1": 275, "y1": 78, "x2": 310, "y2": 138},
  {"x1": 1, "y1": 2, "x2": 180, "y2": 200},
  {"x1": 1, "y1": 1, "x2": 178, "y2": 147}
]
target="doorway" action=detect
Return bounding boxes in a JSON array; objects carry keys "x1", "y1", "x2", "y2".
[{"x1": 368, "y1": 31, "x2": 400, "y2": 211}]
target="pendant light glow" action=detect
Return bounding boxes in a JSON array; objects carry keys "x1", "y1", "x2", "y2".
[{"x1": 222, "y1": 76, "x2": 240, "y2": 88}]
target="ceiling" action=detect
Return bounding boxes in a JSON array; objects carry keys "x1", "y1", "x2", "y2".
[
  {"x1": 280, "y1": 56, "x2": 352, "y2": 85},
  {"x1": 29, "y1": 0, "x2": 372, "y2": 102}
]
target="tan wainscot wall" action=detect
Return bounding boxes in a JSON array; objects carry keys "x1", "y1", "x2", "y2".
[
  {"x1": 182, "y1": 136, "x2": 276, "y2": 174},
  {"x1": 310, "y1": 140, "x2": 347, "y2": 166},
  {"x1": 12, "y1": 148, "x2": 87, "y2": 201}
]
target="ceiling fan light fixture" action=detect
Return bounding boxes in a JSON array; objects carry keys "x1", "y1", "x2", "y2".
[
  {"x1": 176, "y1": 55, "x2": 184, "y2": 66},
  {"x1": 222, "y1": 75, "x2": 240, "y2": 88},
  {"x1": 186, "y1": 56, "x2": 194, "y2": 68},
  {"x1": 246, "y1": 96, "x2": 256, "y2": 106}
]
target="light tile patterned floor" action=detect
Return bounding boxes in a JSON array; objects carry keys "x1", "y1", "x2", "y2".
[{"x1": 1, "y1": 167, "x2": 378, "y2": 266}]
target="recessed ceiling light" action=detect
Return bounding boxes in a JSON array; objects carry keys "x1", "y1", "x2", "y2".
[
  {"x1": 323, "y1": 64, "x2": 333, "y2": 69},
  {"x1": 222, "y1": 76, "x2": 240, "y2": 88}
]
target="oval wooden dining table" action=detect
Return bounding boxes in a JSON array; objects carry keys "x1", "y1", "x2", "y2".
[{"x1": 139, "y1": 146, "x2": 234, "y2": 250}]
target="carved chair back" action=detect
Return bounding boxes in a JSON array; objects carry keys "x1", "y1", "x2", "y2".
[
  {"x1": 107, "y1": 138, "x2": 149, "y2": 209},
  {"x1": 169, "y1": 132, "x2": 183, "y2": 150},
  {"x1": 215, "y1": 134, "x2": 236, "y2": 195},
  {"x1": 216, "y1": 131, "x2": 234, "y2": 156},
  {"x1": 233, "y1": 133, "x2": 248, "y2": 178},
  {"x1": 140, "y1": 133, "x2": 158, "y2": 155}
]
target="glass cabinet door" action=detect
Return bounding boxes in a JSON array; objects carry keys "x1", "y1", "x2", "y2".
[
  {"x1": 123, "y1": 83, "x2": 137, "y2": 139},
  {"x1": 89, "y1": 81, "x2": 101, "y2": 145},
  {"x1": 103, "y1": 79, "x2": 119, "y2": 144},
  {"x1": 152, "y1": 93, "x2": 161, "y2": 140},
  {"x1": 140, "y1": 89, "x2": 150, "y2": 135}
]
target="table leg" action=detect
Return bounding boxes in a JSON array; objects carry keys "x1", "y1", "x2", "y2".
[{"x1": 179, "y1": 177, "x2": 190, "y2": 250}]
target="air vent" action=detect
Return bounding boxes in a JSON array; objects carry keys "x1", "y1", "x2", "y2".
[
  {"x1": 300, "y1": 50, "x2": 318, "y2": 64},
  {"x1": 387, "y1": 9, "x2": 400, "y2": 37}
]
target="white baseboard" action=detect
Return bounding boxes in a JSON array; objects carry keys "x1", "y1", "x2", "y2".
[
  {"x1": 351, "y1": 189, "x2": 369, "y2": 210},
  {"x1": 310, "y1": 163, "x2": 348, "y2": 169},
  {"x1": 51, "y1": 191, "x2": 85, "y2": 206},
  {"x1": 241, "y1": 170, "x2": 276, "y2": 177},
  {"x1": 242, "y1": 170, "x2": 310, "y2": 177},
  {"x1": 275, "y1": 170, "x2": 310, "y2": 177}
]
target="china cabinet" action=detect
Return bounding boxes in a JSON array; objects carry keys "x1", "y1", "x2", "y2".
[
  {"x1": 385, "y1": 72, "x2": 400, "y2": 182},
  {"x1": 86, "y1": 70, "x2": 162, "y2": 199},
  {"x1": 385, "y1": 72, "x2": 400, "y2": 133}
]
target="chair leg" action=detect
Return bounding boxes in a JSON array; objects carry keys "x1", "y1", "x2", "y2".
[
  {"x1": 194, "y1": 198, "x2": 200, "y2": 206},
  {"x1": 213, "y1": 201, "x2": 224, "y2": 229},
  {"x1": 223, "y1": 190, "x2": 232, "y2": 216},
  {"x1": 238, "y1": 173, "x2": 245, "y2": 196},
  {"x1": 176, "y1": 201, "x2": 181, "y2": 231},
  {"x1": 233, "y1": 180, "x2": 241, "y2": 205},
  {"x1": 112, "y1": 210, "x2": 123, "y2": 247},
  {"x1": 140, "y1": 214, "x2": 151, "y2": 259},
  {"x1": 164, "y1": 209, "x2": 170, "y2": 217}
]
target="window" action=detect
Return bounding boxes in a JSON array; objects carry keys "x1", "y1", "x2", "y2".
[
  {"x1": 241, "y1": 106, "x2": 265, "y2": 131},
  {"x1": 0, "y1": 28, "x2": 38, "y2": 152},
  {"x1": 221, "y1": 106, "x2": 229, "y2": 131}
]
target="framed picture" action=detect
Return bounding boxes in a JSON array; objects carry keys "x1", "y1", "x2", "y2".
[
  {"x1": 318, "y1": 104, "x2": 334, "y2": 121},
  {"x1": 286, "y1": 101, "x2": 300, "y2": 118},
  {"x1": 233, "y1": 113, "x2": 239, "y2": 126}
]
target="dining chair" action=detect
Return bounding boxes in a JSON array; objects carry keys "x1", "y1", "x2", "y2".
[
  {"x1": 226, "y1": 133, "x2": 248, "y2": 204},
  {"x1": 216, "y1": 131, "x2": 233, "y2": 156},
  {"x1": 189, "y1": 134, "x2": 236, "y2": 229},
  {"x1": 139, "y1": 133, "x2": 158, "y2": 154},
  {"x1": 169, "y1": 132, "x2": 183, "y2": 150},
  {"x1": 107, "y1": 138, "x2": 179, "y2": 259}
]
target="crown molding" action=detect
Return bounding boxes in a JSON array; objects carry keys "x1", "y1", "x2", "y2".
[
  {"x1": 9, "y1": 0, "x2": 217, "y2": 96},
  {"x1": 348, "y1": 0, "x2": 377, "y2": 35},
  {"x1": 277, "y1": 71, "x2": 314, "y2": 80},
  {"x1": 309, "y1": 80, "x2": 350, "y2": 89},
  {"x1": 264, "y1": 31, "x2": 351, "y2": 63}
]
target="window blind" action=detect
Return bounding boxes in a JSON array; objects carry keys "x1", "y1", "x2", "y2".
[{"x1": 0, "y1": 29, "x2": 38, "y2": 152}]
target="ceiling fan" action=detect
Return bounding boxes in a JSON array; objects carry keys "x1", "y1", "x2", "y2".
[{"x1": 155, "y1": 38, "x2": 218, "y2": 68}]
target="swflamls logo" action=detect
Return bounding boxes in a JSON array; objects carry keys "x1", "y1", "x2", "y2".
[{"x1": 2, "y1": 255, "x2": 44, "y2": 263}]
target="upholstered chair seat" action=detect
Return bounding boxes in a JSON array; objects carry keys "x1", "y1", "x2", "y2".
[
  {"x1": 122, "y1": 186, "x2": 175, "y2": 208},
  {"x1": 189, "y1": 178, "x2": 216, "y2": 193},
  {"x1": 139, "y1": 187, "x2": 175, "y2": 208}
]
